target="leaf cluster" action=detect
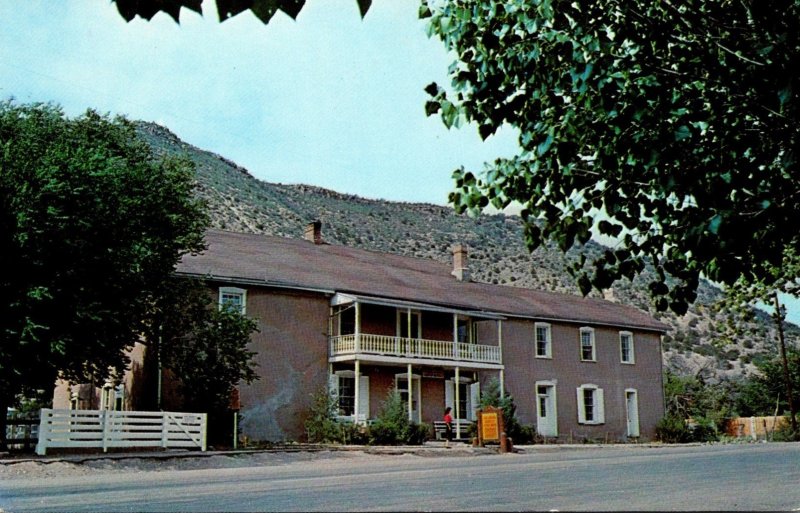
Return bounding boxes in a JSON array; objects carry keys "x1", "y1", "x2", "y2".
[
  {"x1": 111, "y1": 0, "x2": 371, "y2": 24},
  {"x1": 423, "y1": 0, "x2": 800, "y2": 314},
  {"x1": 0, "y1": 102, "x2": 208, "y2": 405},
  {"x1": 160, "y1": 282, "x2": 260, "y2": 414}
]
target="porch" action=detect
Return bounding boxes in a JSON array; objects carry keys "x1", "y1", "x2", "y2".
[{"x1": 329, "y1": 333, "x2": 502, "y2": 365}]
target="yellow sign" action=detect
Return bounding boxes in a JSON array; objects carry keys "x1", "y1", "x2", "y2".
[{"x1": 481, "y1": 412, "x2": 500, "y2": 441}]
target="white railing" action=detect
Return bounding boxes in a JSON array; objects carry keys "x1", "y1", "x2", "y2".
[
  {"x1": 330, "y1": 333, "x2": 501, "y2": 364},
  {"x1": 36, "y1": 409, "x2": 207, "y2": 456}
]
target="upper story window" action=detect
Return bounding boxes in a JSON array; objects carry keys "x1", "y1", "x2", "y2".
[
  {"x1": 535, "y1": 322, "x2": 552, "y2": 358},
  {"x1": 339, "y1": 305, "x2": 355, "y2": 335},
  {"x1": 577, "y1": 384, "x2": 605, "y2": 424},
  {"x1": 580, "y1": 327, "x2": 596, "y2": 362},
  {"x1": 219, "y1": 287, "x2": 247, "y2": 315},
  {"x1": 620, "y1": 331, "x2": 635, "y2": 364},
  {"x1": 456, "y1": 318, "x2": 478, "y2": 344},
  {"x1": 397, "y1": 310, "x2": 421, "y2": 339}
]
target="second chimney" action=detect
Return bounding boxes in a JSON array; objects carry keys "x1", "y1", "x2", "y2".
[
  {"x1": 304, "y1": 220, "x2": 323, "y2": 244},
  {"x1": 451, "y1": 243, "x2": 470, "y2": 282}
]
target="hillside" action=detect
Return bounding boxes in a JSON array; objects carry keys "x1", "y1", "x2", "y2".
[{"x1": 135, "y1": 121, "x2": 798, "y2": 383}]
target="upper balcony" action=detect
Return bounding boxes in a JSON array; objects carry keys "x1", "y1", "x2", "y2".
[{"x1": 329, "y1": 333, "x2": 502, "y2": 367}]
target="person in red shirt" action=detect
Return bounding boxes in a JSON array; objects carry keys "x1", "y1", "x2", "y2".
[{"x1": 443, "y1": 406, "x2": 453, "y2": 448}]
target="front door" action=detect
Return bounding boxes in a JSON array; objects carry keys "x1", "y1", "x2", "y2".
[
  {"x1": 396, "y1": 375, "x2": 421, "y2": 423},
  {"x1": 626, "y1": 389, "x2": 640, "y2": 437},
  {"x1": 536, "y1": 382, "x2": 558, "y2": 437}
]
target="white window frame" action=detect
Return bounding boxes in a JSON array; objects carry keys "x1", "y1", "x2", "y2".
[
  {"x1": 579, "y1": 327, "x2": 596, "y2": 362},
  {"x1": 535, "y1": 322, "x2": 552, "y2": 359},
  {"x1": 620, "y1": 331, "x2": 635, "y2": 364},
  {"x1": 219, "y1": 286, "x2": 247, "y2": 315},
  {"x1": 576, "y1": 384, "x2": 605, "y2": 425},
  {"x1": 330, "y1": 370, "x2": 369, "y2": 421}
]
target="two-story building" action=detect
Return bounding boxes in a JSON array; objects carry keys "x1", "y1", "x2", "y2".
[{"x1": 168, "y1": 222, "x2": 667, "y2": 443}]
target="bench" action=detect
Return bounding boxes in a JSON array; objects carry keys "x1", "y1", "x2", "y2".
[{"x1": 433, "y1": 420, "x2": 473, "y2": 441}]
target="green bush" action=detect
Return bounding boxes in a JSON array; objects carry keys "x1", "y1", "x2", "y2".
[
  {"x1": 368, "y1": 387, "x2": 428, "y2": 445},
  {"x1": 655, "y1": 414, "x2": 692, "y2": 443},
  {"x1": 772, "y1": 417, "x2": 800, "y2": 442},
  {"x1": 304, "y1": 387, "x2": 342, "y2": 443}
]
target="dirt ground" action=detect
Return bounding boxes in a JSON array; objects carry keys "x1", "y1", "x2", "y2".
[{"x1": 0, "y1": 450, "x2": 383, "y2": 480}]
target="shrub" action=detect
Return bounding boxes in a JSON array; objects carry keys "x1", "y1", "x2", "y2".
[
  {"x1": 304, "y1": 387, "x2": 342, "y2": 443},
  {"x1": 772, "y1": 417, "x2": 800, "y2": 442},
  {"x1": 368, "y1": 387, "x2": 428, "y2": 445},
  {"x1": 655, "y1": 414, "x2": 692, "y2": 443}
]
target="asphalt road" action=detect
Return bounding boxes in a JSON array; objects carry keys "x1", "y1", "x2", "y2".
[{"x1": 2, "y1": 443, "x2": 799, "y2": 511}]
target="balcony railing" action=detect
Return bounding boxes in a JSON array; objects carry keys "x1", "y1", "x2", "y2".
[{"x1": 329, "y1": 333, "x2": 501, "y2": 365}]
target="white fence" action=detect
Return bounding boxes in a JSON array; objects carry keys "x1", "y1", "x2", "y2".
[{"x1": 36, "y1": 409, "x2": 207, "y2": 456}]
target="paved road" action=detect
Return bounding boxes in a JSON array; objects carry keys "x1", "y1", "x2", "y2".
[{"x1": 2, "y1": 443, "x2": 799, "y2": 511}]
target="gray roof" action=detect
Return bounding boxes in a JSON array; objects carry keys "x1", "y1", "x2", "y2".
[{"x1": 177, "y1": 229, "x2": 668, "y2": 333}]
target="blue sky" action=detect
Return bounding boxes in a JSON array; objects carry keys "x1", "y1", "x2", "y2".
[
  {"x1": 1, "y1": 0, "x2": 797, "y2": 325},
  {"x1": 0, "y1": 0, "x2": 519, "y2": 206}
]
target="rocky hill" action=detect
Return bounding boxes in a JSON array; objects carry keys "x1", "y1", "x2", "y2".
[{"x1": 135, "y1": 121, "x2": 799, "y2": 383}]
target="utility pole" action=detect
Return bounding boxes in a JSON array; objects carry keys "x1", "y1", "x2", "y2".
[{"x1": 773, "y1": 293, "x2": 797, "y2": 436}]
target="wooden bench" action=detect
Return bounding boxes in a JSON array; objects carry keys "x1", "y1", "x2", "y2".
[{"x1": 433, "y1": 420, "x2": 473, "y2": 441}]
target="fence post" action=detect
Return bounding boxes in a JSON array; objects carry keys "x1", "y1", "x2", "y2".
[
  {"x1": 162, "y1": 412, "x2": 170, "y2": 449},
  {"x1": 102, "y1": 410, "x2": 110, "y2": 453},
  {"x1": 200, "y1": 413, "x2": 208, "y2": 452},
  {"x1": 35, "y1": 409, "x2": 51, "y2": 456}
]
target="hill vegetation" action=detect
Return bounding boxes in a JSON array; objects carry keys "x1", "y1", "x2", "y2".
[{"x1": 135, "y1": 121, "x2": 799, "y2": 383}]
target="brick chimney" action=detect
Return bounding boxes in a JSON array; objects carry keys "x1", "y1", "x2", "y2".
[
  {"x1": 451, "y1": 244, "x2": 470, "y2": 282},
  {"x1": 304, "y1": 220, "x2": 323, "y2": 244}
]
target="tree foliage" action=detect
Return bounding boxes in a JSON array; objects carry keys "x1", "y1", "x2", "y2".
[
  {"x1": 422, "y1": 0, "x2": 800, "y2": 315},
  {"x1": 0, "y1": 102, "x2": 207, "y2": 446},
  {"x1": 160, "y1": 284, "x2": 260, "y2": 414},
  {"x1": 110, "y1": 0, "x2": 371, "y2": 24}
]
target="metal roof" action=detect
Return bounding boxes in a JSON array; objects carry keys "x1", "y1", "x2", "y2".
[{"x1": 176, "y1": 229, "x2": 668, "y2": 333}]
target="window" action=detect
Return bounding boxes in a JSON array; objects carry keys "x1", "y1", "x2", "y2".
[
  {"x1": 456, "y1": 318, "x2": 476, "y2": 344},
  {"x1": 535, "y1": 322, "x2": 552, "y2": 358},
  {"x1": 397, "y1": 310, "x2": 421, "y2": 339},
  {"x1": 620, "y1": 331, "x2": 635, "y2": 364},
  {"x1": 219, "y1": 287, "x2": 246, "y2": 314},
  {"x1": 577, "y1": 384, "x2": 604, "y2": 424},
  {"x1": 339, "y1": 306, "x2": 355, "y2": 335},
  {"x1": 337, "y1": 376, "x2": 355, "y2": 416},
  {"x1": 330, "y1": 371, "x2": 369, "y2": 420},
  {"x1": 580, "y1": 327, "x2": 595, "y2": 361}
]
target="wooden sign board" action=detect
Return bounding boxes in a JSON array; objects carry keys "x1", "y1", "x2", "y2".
[{"x1": 477, "y1": 406, "x2": 504, "y2": 444}]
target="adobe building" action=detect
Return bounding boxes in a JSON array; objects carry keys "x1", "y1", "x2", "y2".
[
  {"x1": 171, "y1": 222, "x2": 668, "y2": 442},
  {"x1": 52, "y1": 222, "x2": 667, "y2": 442}
]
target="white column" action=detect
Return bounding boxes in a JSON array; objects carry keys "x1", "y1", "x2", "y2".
[
  {"x1": 407, "y1": 308, "x2": 413, "y2": 355},
  {"x1": 452, "y1": 314, "x2": 459, "y2": 359},
  {"x1": 407, "y1": 363, "x2": 413, "y2": 421},
  {"x1": 455, "y1": 366, "x2": 461, "y2": 440},
  {"x1": 355, "y1": 302, "x2": 361, "y2": 353},
  {"x1": 354, "y1": 360, "x2": 361, "y2": 424}
]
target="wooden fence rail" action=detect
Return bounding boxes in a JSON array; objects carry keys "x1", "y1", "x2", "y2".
[
  {"x1": 36, "y1": 409, "x2": 207, "y2": 456},
  {"x1": 5, "y1": 412, "x2": 40, "y2": 452}
]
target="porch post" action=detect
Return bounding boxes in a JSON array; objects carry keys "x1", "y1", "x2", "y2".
[
  {"x1": 354, "y1": 360, "x2": 361, "y2": 424},
  {"x1": 407, "y1": 308, "x2": 413, "y2": 355},
  {"x1": 355, "y1": 302, "x2": 361, "y2": 353},
  {"x1": 498, "y1": 320, "x2": 505, "y2": 398},
  {"x1": 455, "y1": 366, "x2": 461, "y2": 440},
  {"x1": 407, "y1": 363, "x2": 413, "y2": 422},
  {"x1": 452, "y1": 314, "x2": 459, "y2": 359}
]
